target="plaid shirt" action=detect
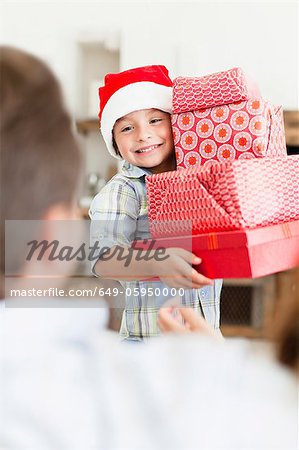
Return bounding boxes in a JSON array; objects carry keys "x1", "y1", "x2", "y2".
[{"x1": 89, "y1": 160, "x2": 222, "y2": 340}]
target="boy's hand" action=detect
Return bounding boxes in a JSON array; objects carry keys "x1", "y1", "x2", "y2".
[
  {"x1": 154, "y1": 247, "x2": 213, "y2": 289},
  {"x1": 158, "y1": 304, "x2": 221, "y2": 339}
]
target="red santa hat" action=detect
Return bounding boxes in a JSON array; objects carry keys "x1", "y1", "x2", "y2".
[{"x1": 98, "y1": 65, "x2": 173, "y2": 159}]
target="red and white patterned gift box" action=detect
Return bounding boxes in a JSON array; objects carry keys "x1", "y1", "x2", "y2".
[
  {"x1": 172, "y1": 99, "x2": 287, "y2": 169},
  {"x1": 146, "y1": 156, "x2": 299, "y2": 238},
  {"x1": 172, "y1": 67, "x2": 260, "y2": 113}
]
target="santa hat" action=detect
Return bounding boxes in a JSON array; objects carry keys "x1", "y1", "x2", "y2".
[{"x1": 98, "y1": 65, "x2": 173, "y2": 159}]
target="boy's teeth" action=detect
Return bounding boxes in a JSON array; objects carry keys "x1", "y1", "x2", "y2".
[{"x1": 137, "y1": 144, "x2": 159, "y2": 153}]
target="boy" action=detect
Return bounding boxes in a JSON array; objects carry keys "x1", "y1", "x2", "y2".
[{"x1": 90, "y1": 65, "x2": 222, "y2": 341}]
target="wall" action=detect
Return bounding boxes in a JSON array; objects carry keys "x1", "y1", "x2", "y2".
[{"x1": 2, "y1": 0, "x2": 298, "y2": 110}]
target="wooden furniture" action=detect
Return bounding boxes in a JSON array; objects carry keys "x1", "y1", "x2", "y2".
[
  {"x1": 283, "y1": 110, "x2": 299, "y2": 147},
  {"x1": 76, "y1": 119, "x2": 99, "y2": 135},
  {"x1": 221, "y1": 275, "x2": 276, "y2": 338}
]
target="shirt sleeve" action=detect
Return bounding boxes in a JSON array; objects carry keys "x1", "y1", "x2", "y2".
[{"x1": 89, "y1": 179, "x2": 140, "y2": 276}]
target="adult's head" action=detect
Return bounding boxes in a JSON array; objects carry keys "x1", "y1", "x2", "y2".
[{"x1": 0, "y1": 46, "x2": 81, "y2": 292}]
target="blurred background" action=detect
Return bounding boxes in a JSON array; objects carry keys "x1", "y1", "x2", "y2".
[{"x1": 1, "y1": 0, "x2": 298, "y2": 336}]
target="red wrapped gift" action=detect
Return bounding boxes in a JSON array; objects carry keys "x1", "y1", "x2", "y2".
[
  {"x1": 133, "y1": 220, "x2": 299, "y2": 279},
  {"x1": 172, "y1": 99, "x2": 287, "y2": 169},
  {"x1": 146, "y1": 156, "x2": 299, "y2": 238},
  {"x1": 172, "y1": 67, "x2": 260, "y2": 113}
]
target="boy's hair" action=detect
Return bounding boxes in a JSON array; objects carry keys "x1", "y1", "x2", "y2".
[
  {"x1": 112, "y1": 133, "x2": 122, "y2": 158},
  {"x1": 0, "y1": 46, "x2": 81, "y2": 282}
]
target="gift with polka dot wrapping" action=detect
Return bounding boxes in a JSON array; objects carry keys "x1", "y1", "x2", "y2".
[
  {"x1": 172, "y1": 99, "x2": 287, "y2": 169},
  {"x1": 146, "y1": 156, "x2": 299, "y2": 238}
]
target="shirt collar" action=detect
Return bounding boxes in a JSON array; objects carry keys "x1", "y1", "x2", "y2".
[{"x1": 121, "y1": 160, "x2": 152, "y2": 179}]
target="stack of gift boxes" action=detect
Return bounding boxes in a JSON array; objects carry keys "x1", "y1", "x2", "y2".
[
  {"x1": 171, "y1": 67, "x2": 286, "y2": 168},
  {"x1": 134, "y1": 68, "x2": 299, "y2": 278}
]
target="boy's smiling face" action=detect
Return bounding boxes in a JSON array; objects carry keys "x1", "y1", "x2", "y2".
[{"x1": 113, "y1": 108, "x2": 176, "y2": 173}]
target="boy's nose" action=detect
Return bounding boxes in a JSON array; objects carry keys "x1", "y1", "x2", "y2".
[{"x1": 136, "y1": 125, "x2": 152, "y2": 141}]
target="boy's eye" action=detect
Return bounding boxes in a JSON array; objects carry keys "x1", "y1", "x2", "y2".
[
  {"x1": 121, "y1": 125, "x2": 133, "y2": 132},
  {"x1": 150, "y1": 118, "x2": 163, "y2": 124}
]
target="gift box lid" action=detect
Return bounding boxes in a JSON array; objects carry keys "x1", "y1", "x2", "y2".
[
  {"x1": 138, "y1": 220, "x2": 299, "y2": 250},
  {"x1": 133, "y1": 220, "x2": 299, "y2": 278}
]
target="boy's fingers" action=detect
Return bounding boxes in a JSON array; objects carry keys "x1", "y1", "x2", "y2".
[
  {"x1": 164, "y1": 277, "x2": 200, "y2": 290},
  {"x1": 170, "y1": 250, "x2": 213, "y2": 286},
  {"x1": 171, "y1": 248, "x2": 202, "y2": 265},
  {"x1": 191, "y1": 268, "x2": 213, "y2": 286},
  {"x1": 160, "y1": 274, "x2": 212, "y2": 290},
  {"x1": 159, "y1": 261, "x2": 213, "y2": 289},
  {"x1": 160, "y1": 276, "x2": 192, "y2": 289}
]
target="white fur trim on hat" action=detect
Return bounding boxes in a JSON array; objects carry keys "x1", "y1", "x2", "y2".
[{"x1": 100, "y1": 81, "x2": 173, "y2": 159}]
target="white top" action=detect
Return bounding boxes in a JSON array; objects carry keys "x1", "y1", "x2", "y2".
[{"x1": 0, "y1": 299, "x2": 297, "y2": 449}]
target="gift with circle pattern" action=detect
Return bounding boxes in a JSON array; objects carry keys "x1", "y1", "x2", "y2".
[{"x1": 172, "y1": 99, "x2": 287, "y2": 169}]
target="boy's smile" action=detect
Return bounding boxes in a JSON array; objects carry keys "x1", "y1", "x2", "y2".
[
  {"x1": 113, "y1": 108, "x2": 176, "y2": 173},
  {"x1": 135, "y1": 143, "x2": 162, "y2": 154}
]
